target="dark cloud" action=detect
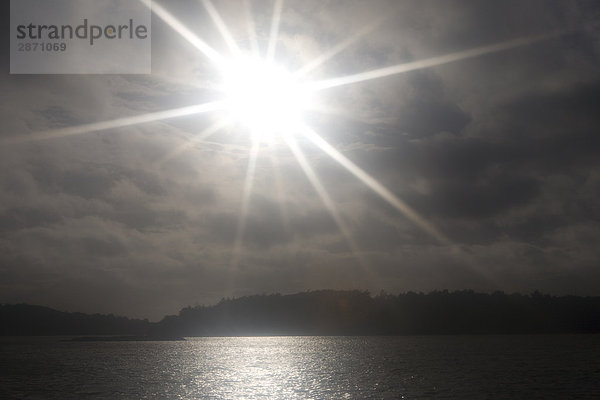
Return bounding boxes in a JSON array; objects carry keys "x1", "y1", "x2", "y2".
[
  {"x1": 397, "y1": 98, "x2": 471, "y2": 137},
  {"x1": 414, "y1": 173, "x2": 541, "y2": 219},
  {"x1": 0, "y1": 206, "x2": 62, "y2": 232}
]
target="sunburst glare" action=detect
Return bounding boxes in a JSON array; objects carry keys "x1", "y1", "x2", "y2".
[{"x1": 220, "y1": 55, "x2": 312, "y2": 140}]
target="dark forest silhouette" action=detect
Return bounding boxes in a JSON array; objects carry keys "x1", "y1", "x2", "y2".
[
  {"x1": 0, "y1": 304, "x2": 151, "y2": 336},
  {"x1": 2, "y1": 290, "x2": 600, "y2": 337}
]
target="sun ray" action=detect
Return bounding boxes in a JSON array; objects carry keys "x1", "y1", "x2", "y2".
[
  {"x1": 142, "y1": 0, "x2": 224, "y2": 65},
  {"x1": 267, "y1": 148, "x2": 292, "y2": 236},
  {"x1": 305, "y1": 102, "x2": 367, "y2": 122},
  {"x1": 229, "y1": 137, "x2": 261, "y2": 271},
  {"x1": 1, "y1": 101, "x2": 225, "y2": 145},
  {"x1": 242, "y1": 0, "x2": 261, "y2": 57},
  {"x1": 300, "y1": 126, "x2": 449, "y2": 244},
  {"x1": 156, "y1": 118, "x2": 227, "y2": 167},
  {"x1": 311, "y1": 31, "x2": 564, "y2": 90},
  {"x1": 201, "y1": 0, "x2": 241, "y2": 57},
  {"x1": 266, "y1": 0, "x2": 283, "y2": 62},
  {"x1": 294, "y1": 18, "x2": 383, "y2": 78},
  {"x1": 284, "y1": 134, "x2": 372, "y2": 273}
]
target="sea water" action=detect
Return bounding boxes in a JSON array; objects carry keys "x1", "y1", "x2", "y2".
[{"x1": 1, "y1": 335, "x2": 599, "y2": 399}]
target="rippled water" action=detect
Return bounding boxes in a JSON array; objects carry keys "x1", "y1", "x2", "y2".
[{"x1": 1, "y1": 335, "x2": 599, "y2": 399}]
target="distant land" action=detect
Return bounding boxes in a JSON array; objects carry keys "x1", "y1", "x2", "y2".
[{"x1": 2, "y1": 290, "x2": 600, "y2": 337}]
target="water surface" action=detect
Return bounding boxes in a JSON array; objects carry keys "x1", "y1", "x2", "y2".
[{"x1": 1, "y1": 335, "x2": 599, "y2": 399}]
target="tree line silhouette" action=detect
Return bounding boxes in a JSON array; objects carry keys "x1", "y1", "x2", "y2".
[
  {"x1": 157, "y1": 290, "x2": 600, "y2": 336},
  {"x1": 0, "y1": 304, "x2": 151, "y2": 336},
  {"x1": 2, "y1": 290, "x2": 600, "y2": 337}
]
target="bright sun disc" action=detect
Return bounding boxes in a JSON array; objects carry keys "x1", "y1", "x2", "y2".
[{"x1": 222, "y1": 56, "x2": 310, "y2": 137}]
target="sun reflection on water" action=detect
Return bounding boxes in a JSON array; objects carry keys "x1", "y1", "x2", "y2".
[{"x1": 190, "y1": 337, "x2": 305, "y2": 398}]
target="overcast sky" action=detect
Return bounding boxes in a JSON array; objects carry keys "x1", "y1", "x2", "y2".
[{"x1": 1, "y1": 0, "x2": 599, "y2": 320}]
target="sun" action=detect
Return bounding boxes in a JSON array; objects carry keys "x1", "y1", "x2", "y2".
[{"x1": 220, "y1": 55, "x2": 312, "y2": 139}]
